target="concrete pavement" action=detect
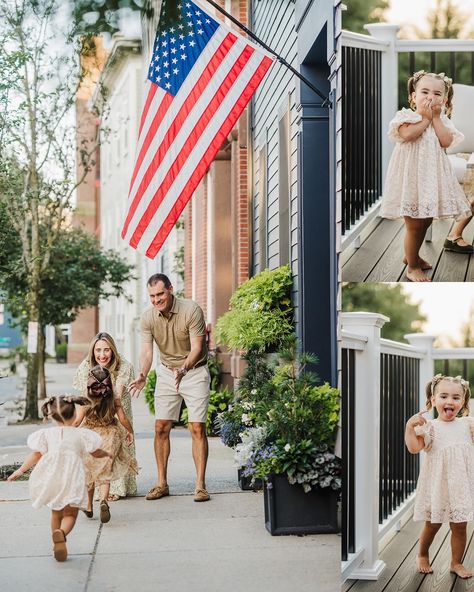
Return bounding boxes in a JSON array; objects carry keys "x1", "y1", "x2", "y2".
[{"x1": 0, "y1": 362, "x2": 340, "y2": 592}]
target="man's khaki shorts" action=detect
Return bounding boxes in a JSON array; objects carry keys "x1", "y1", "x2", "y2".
[{"x1": 154, "y1": 364, "x2": 210, "y2": 423}]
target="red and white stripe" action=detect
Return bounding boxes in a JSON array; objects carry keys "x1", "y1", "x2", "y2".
[{"x1": 122, "y1": 23, "x2": 273, "y2": 259}]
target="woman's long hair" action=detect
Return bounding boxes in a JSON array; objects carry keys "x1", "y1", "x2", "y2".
[
  {"x1": 86, "y1": 365, "x2": 116, "y2": 425},
  {"x1": 86, "y1": 332, "x2": 121, "y2": 376}
]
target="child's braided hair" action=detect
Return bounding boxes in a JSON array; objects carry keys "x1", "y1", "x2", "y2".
[{"x1": 41, "y1": 395, "x2": 90, "y2": 422}]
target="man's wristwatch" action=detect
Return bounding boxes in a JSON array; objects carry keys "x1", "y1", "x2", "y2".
[{"x1": 177, "y1": 367, "x2": 188, "y2": 377}]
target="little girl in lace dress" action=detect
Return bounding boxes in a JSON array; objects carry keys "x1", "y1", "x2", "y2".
[
  {"x1": 7, "y1": 396, "x2": 111, "y2": 561},
  {"x1": 405, "y1": 374, "x2": 474, "y2": 579},
  {"x1": 380, "y1": 71, "x2": 472, "y2": 282}
]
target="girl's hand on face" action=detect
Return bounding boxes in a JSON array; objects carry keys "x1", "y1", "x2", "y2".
[
  {"x1": 431, "y1": 98, "x2": 443, "y2": 117},
  {"x1": 417, "y1": 98, "x2": 433, "y2": 120}
]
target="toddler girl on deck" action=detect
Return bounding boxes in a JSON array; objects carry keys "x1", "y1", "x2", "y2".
[
  {"x1": 7, "y1": 396, "x2": 111, "y2": 562},
  {"x1": 380, "y1": 71, "x2": 472, "y2": 282},
  {"x1": 405, "y1": 374, "x2": 474, "y2": 579},
  {"x1": 75, "y1": 364, "x2": 138, "y2": 524}
]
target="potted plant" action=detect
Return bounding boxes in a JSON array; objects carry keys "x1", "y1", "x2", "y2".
[
  {"x1": 215, "y1": 267, "x2": 341, "y2": 533},
  {"x1": 254, "y1": 352, "x2": 341, "y2": 535}
]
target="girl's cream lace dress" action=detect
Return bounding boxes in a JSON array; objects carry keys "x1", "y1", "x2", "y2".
[{"x1": 413, "y1": 417, "x2": 474, "y2": 523}]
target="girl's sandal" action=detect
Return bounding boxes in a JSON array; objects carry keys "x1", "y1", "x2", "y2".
[
  {"x1": 81, "y1": 507, "x2": 93, "y2": 518},
  {"x1": 443, "y1": 236, "x2": 474, "y2": 254},
  {"x1": 100, "y1": 500, "x2": 111, "y2": 523},
  {"x1": 108, "y1": 494, "x2": 120, "y2": 502},
  {"x1": 52, "y1": 529, "x2": 67, "y2": 562}
]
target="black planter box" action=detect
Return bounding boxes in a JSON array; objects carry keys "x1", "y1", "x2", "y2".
[
  {"x1": 238, "y1": 468, "x2": 263, "y2": 491},
  {"x1": 264, "y1": 474, "x2": 339, "y2": 535}
]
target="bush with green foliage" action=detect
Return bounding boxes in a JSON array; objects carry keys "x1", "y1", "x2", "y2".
[
  {"x1": 55, "y1": 343, "x2": 67, "y2": 363},
  {"x1": 143, "y1": 370, "x2": 157, "y2": 415},
  {"x1": 215, "y1": 266, "x2": 294, "y2": 353}
]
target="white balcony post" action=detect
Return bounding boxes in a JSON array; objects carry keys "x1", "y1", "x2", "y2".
[
  {"x1": 404, "y1": 333, "x2": 436, "y2": 411},
  {"x1": 341, "y1": 312, "x2": 389, "y2": 580},
  {"x1": 363, "y1": 23, "x2": 400, "y2": 186}
]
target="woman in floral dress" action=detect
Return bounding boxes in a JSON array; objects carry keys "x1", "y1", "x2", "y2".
[{"x1": 73, "y1": 332, "x2": 137, "y2": 500}]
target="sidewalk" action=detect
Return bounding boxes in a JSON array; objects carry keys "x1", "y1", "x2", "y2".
[{"x1": 0, "y1": 363, "x2": 339, "y2": 592}]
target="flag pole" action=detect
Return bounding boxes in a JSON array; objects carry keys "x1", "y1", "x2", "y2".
[{"x1": 203, "y1": 0, "x2": 332, "y2": 108}]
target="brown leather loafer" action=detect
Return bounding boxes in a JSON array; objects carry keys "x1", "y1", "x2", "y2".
[
  {"x1": 145, "y1": 484, "x2": 170, "y2": 500},
  {"x1": 194, "y1": 488, "x2": 210, "y2": 502}
]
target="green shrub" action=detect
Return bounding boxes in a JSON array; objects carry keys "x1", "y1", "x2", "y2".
[
  {"x1": 143, "y1": 369, "x2": 157, "y2": 415},
  {"x1": 229, "y1": 266, "x2": 293, "y2": 312},
  {"x1": 55, "y1": 343, "x2": 67, "y2": 363},
  {"x1": 215, "y1": 266, "x2": 294, "y2": 353},
  {"x1": 207, "y1": 351, "x2": 222, "y2": 391}
]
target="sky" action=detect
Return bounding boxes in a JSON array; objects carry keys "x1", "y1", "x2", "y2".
[
  {"x1": 401, "y1": 283, "x2": 474, "y2": 345},
  {"x1": 385, "y1": 0, "x2": 474, "y2": 34}
]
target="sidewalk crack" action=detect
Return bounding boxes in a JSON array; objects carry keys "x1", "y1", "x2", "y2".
[{"x1": 84, "y1": 523, "x2": 102, "y2": 592}]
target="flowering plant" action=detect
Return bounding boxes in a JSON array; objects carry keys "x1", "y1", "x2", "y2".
[{"x1": 218, "y1": 345, "x2": 341, "y2": 493}]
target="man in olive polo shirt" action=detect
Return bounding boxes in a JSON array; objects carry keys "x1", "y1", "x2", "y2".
[{"x1": 128, "y1": 273, "x2": 211, "y2": 502}]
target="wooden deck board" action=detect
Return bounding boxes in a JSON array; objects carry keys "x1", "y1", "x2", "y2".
[
  {"x1": 344, "y1": 519, "x2": 424, "y2": 592},
  {"x1": 342, "y1": 217, "x2": 474, "y2": 282},
  {"x1": 342, "y1": 219, "x2": 404, "y2": 282},
  {"x1": 365, "y1": 223, "x2": 406, "y2": 282},
  {"x1": 344, "y1": 522, "x2": 474, "y2": 591},
  {"x1": 453, "y1": 527, "x2": 474, "y2": 592}
]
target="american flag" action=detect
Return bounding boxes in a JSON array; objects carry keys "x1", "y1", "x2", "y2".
[{"x1": 122, "y1": 0, "x2": 274, "y2": 258}]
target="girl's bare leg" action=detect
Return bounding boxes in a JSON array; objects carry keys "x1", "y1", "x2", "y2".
[
  {"x1": 99, "y1": 482, "x2": 111, "y2": 523},
  {"x1": 87, "y1": 488, "x2": 94, "y2": 512},
  {"x1": 417, "y1": 521, "x2": 442, "y2": 573},
  {"x1": 403, "y1": 219, "x2": 433, "y2": 269},
  {"x1": 51, "y1": 509, "x2": 68, "y2": 561},
  {"x1": 404, "y1": 217, "x2": 432, "y2": 281},
  {"x1": 51, "y1": 509, "x2": 63, "y2": 533},
  {"x1": 99, "y1": 482, "x2": 110, "y2": 501},
  {"x1": 60, "y1": 506, "x2": 79, "y2": 537},
  {"x1": 450, "y1": 522, "x2": 472, "y2": 578}
]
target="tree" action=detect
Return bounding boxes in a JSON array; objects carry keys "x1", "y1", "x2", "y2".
[
  {"x1": 342, "y1": 283, "x2": 426, "y2": 342},
  {"x1": 342, "y1": 0, "x2": 389, "y2": 34},
  {"x1": 0, "y1": 200, "x2": 135, "y2": 400},
  {"x1": 72, "y1": 0, "x2": 181, "y2": 36},
  {"x1": 0, "y1": 1, "x2": 107, "y2": 419}
]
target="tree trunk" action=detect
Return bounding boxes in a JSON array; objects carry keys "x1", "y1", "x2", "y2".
[
  {"x1": 23, "y1": 290, "x2": 40, "y2": 421},
  {"x1": 38, "y1": 325, "x2": 46, "y2": 400},
  {"x1": 24, "y1": 351, "x2": 39, "y2": 420}
]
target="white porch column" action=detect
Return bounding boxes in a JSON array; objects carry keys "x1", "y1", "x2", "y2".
[
  {"x1": 363, "y1": 23, "x2": 400, "y2": 185},
  {"x1": 404, "y1": 333, "x2": 436, "y2": 411},
  {"x1": 341, "y1": 312, "x2": 388, "y2": 580}
]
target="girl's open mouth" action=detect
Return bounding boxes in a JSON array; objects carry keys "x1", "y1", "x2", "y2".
[{"x1": 444, "y1": 407, "x2": 455, "y2": 418}]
